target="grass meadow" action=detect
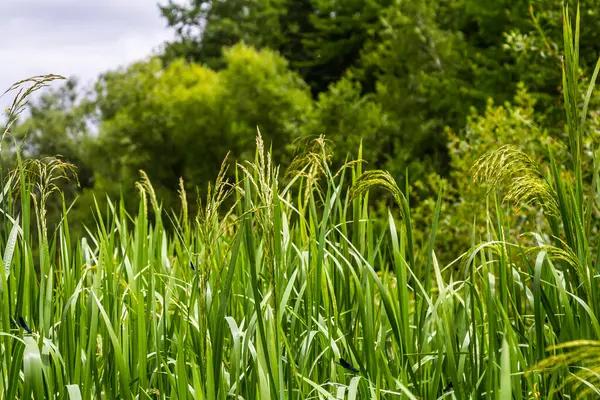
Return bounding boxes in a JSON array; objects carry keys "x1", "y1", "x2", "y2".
[{"x1": 2, "y1": 5, "x2": 600, "y2": 400}]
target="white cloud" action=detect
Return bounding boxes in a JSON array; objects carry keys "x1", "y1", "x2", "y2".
[{"x1": 0, "y1": 0, "x2": 175, "y2": 112}]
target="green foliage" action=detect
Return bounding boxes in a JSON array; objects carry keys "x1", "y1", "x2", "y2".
[
  {"x1": 17, "y1": 0, "x2": 600, "y2": 236},
  {"x1": 301, "y1": 78, "x2": 388, "y2": 168},
  {"x1": 91, "y1": 43, "x2": 311, "y2": 210},
  {"x1": 4, "y1": 6, "x2": 600, "y2": 397},
  {"x1": 358, "y1": 1, "x2": 472, "y2": 182},
  {"x1": 157, "y1": 0, "x2": 600, "y2": 190},
  {"x1": 160, "y1": 0, "x2": 287, "y2": 69},
  {"x1": 160, "y1": 0, "x2": 392, "y2": 94},
  {"x1": 220, "y1": 44, "x2": 312, "y2": 160},
  {"x1": 300, "y1": 0, "x2": 392, "y2": 93},
  {"x1": 412, "y1": 84, "x2": 562, "y2": 263}
]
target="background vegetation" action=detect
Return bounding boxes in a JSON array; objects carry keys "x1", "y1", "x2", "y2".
[
  {"x1": 6, "y1": 0, "x2": 600, "y2": 262},
  {"x1": 3, "y1": 0, "x2": 600, "y2": 398}
]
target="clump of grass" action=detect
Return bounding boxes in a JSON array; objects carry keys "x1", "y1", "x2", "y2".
[
  {"x1": 472, "y1": 144, "x2": 559, "y2": 217},
  {"x1": 1, "y1": 74, "x2": 65, "y2": 151},
  {"x1": 529, "y1": 340, "x2": 600, "y2": 398}
]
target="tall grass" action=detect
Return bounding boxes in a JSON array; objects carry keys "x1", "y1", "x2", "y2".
[{"x1": 1, "y1": 4, "x2": 600, "y2": 399}]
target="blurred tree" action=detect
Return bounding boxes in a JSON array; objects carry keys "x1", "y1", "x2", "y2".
[
  {"x1": 159, "y1": 0, "x2": 393, "y2": 94},
  {"x1": 356, "y1": 1, "x2": 471, "y2": 186},
  {"x1": 91, "y1": 43, "x2": 312, "y2": 209},
  {"x1": 157, "y1": 1, "x2": 562, "y2": 190},
  {"x1": 298, "y1": 0, "x2": 392, "y2": 94},
  {"x1": 159, "y1": 0, "x2": 286, "y2": 69},
  {"x1": 301, "y1": 78, "x2": 389, "y2": 167}
]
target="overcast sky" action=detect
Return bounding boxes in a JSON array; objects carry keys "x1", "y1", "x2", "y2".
[{"x1": 0, "y1": 0, "x2": 175, "y2": 112}]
